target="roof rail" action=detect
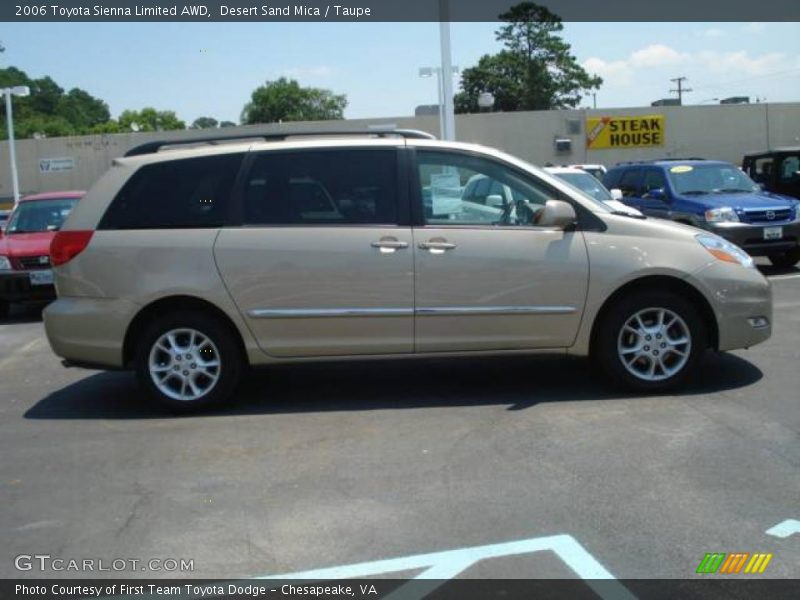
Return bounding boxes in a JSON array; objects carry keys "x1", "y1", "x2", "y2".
[
  {"x1": 123, "y1": 129, "x2": 436, "y2": 157},
  {"x1": 614, "y1": 157, "x2": 708, "y2": 166}
]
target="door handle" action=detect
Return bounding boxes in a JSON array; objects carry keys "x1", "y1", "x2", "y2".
[
  {"x1": 418, "y1": 241, "x2": 457, "y2": 254},
  {"x1": 371, "y1": 238, "x2": 409, "y2": 254}
]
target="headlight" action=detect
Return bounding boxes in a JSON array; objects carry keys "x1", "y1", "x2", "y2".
[
  {"x1": 704, "y1": 207, "x2": 739, "y2": 223},
  {"x1": 0, "y1": 255, "x2": 11, "y2": 271},
  {"x1": 696, "y1": 233, "x2": 754, "y2": 268}
]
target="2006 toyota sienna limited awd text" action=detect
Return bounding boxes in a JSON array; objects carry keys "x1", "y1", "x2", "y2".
[{"x1": 43, "y1": 130, "x2": 772, "y2": 410}]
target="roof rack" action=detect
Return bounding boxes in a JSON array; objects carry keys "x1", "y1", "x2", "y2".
[{"x1": 124, "y1": 129, "x2": 436, "y2": 157}]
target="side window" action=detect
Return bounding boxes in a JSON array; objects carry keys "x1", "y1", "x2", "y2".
[
  {"x1": 642, "y1": 170, "x2": 667, "y2": 192},
  {"x1": 778, "y1": 155, "x2": 800, "y2": 182},
  {"x1": 417, "y1": 150, "x2": 554, "y2": 227},
  {"x1": 751, "y1": 157, "x2": 774, "y2": 183},
  {"x1": 617, "y1": 169, "x2": 643, "y2": 197},
  {"x1": 100, "y1": 153, "x2": 244, "y2": 229},
  {"x1": 244, "y1": 149, "x2": 397, "y2": 225}
]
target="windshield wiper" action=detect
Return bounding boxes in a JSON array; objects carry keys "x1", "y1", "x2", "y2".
[
  {"x1": 681, "y1": 190, "x2": 709, "y2": 195},
  {"x1": 712, "y1": 188, "x2": 750, "y2": 194}
]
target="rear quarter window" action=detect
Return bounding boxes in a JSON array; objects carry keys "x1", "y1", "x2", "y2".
[{"x1": 99, "y1": 153, "x2": 244, "y2": 229}]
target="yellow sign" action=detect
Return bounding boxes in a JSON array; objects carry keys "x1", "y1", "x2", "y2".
[{"x1": 586, "y1": 115, "x2": 665, "y2": 149}]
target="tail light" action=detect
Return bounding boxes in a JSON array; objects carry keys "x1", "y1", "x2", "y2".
[{"x1": 50, "y1": 230, "x2": 94, "y2": 266}]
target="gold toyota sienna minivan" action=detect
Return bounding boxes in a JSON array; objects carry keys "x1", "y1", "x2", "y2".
[{"x1": 44, "y1": 130, "x2": 772, "y2": 410}]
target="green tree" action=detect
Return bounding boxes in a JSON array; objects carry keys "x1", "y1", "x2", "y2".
[
  {"x1": 191, "y1": 116, "x2": 219, "y2": 129},
  {"x1": 118, "y1": 107, "x2": 186, "y2": 132},
  {"x1": 219, "y1": 120, "x2": 237, "y2": 128},
  {"x1": 455, "y1": 2, "x2": 601, "y2": 113},
  {"x1": 56, "y1": 88, "x2": 111, "y2": 129},
  {"x1": 241, "y1": 77, "x2": 347, "y2": 124}
]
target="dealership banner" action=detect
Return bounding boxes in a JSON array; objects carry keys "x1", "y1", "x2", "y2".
[
  {"x1": 586, "y1": 115, "x2": 665, "y2": 150},
  {"x1": 2, "y1": 0, "x2": 798, "y2": 22}
]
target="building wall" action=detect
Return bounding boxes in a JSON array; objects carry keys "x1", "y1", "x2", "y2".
[{"x1": 1, "y1": 102, "x2": 799, "y2": 204}]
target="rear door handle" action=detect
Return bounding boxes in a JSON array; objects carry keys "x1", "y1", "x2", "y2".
[
  {"x1": 418, "y1": 241, "x2": 457, "y2": 254},
  {"x1": 371, "y1": 238, "x2": 409, "y2": 253}
]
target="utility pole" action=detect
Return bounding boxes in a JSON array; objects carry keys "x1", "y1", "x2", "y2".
[{"x1": 669, "y1": 76, "x2": 692, "y2": 105}]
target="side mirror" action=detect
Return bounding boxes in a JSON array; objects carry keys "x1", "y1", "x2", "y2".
[
  {"x1": 485, "y1": 194, "x2": 504, "y2": 208},
  {"x1": 645, "y1": 188, "x2": 667, "y2": 201},
  {"x1": 538, "y1": 199, "x2": 577, "y2": 229},
  {"x1": 610, "y1": 188, "x2": 623, "y2": 201}
]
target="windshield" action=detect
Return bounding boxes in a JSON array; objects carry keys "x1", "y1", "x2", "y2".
[
  {"x1": 5, "y1": 198, "x2": 79, "y2": 234},
  {"x1": 555, "y1": 171, "x2": 614, "y2": 202},
  {"x1": 667, "y1": 164, "x2": 760, "y2": 194}
]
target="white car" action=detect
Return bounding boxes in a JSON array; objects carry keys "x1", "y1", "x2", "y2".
[
  {"x1": 545, "y1": 166, "x2": 643, "y2": 216},
  {"x1": 570, "y1": 163, "x2": 607, "y2": 180}
]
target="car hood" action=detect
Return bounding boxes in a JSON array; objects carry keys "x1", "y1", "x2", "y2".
[
  {"x1": 684, "y1": 190, "x2": 798, "y2": 209},
  {"x1": 0, "y1": 232, "x2": 55, "y2": 257}
]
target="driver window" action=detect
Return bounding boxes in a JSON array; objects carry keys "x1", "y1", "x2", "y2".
[
  {"x1": 417, "y1": 150, "x2": 552, "y2": 227},
  {"x1": 643, "y1": 170, "x2": 666, "y2": 193}
]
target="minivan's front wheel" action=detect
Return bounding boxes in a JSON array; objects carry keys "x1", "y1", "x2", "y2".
[
  {"x1": 135, "y1": 311, "x2": 242, "y2": 411},
  {"x1": 594, "y1": 291, "x2": 707, "y2": 392}
]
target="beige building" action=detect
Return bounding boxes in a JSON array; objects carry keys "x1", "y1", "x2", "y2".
[{"x1": 1, "y1": 102, "x2": 799, "y2": 204}]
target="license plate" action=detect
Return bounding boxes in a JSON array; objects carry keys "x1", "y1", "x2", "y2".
[
  {"x1": 764, "y1": 226, "x2": 783, "y2": 240},
  {"x1": 29, "y1": 269, "x2": 54, "y2": 286}
]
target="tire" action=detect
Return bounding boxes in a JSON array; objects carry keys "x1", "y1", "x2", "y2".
[
  {"x1": 0, "y1": 300, "x2": 9, "y2": 320},
  {"x1": 593, "y1": 290, "x2": 707, "y2": 393},
  {"x1": 134, "y1": 310, "x2": 243, "y2": 412},
  {"x1": 768, "y1": 247, "x2": 800, "y2": 268}
]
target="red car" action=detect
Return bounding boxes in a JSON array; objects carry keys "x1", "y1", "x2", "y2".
[{"x1": 0, "y1": 191, "x2": 85, "y2": 318}]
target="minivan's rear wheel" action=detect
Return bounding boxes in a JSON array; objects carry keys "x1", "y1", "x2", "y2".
[
  {"x1": 594, "y1": 291, "x2": 707, "y2": 392},
  {"x1": 768, "y1": 247, "x2": 800, "y2": 268},
  {"x1": 135, "y1": 311, "x2": 242, "y2": 411}
]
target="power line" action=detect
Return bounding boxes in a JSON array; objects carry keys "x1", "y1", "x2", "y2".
[
  {"x1": 689, "y1": 67, "x2": 800, "y2": 92},
  {"x1": 669, "y1": 76, "x2": 692, "y2": 105}
]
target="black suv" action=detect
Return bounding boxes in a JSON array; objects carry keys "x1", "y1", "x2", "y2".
[{"x1": 742, "y1": 147, "x2": 800, "y2": 201}]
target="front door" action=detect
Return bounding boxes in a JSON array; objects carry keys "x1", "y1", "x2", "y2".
[
  {"x1": 411, "y1": 149, "x2": 589, "y2": 353},
  {"x1": 214, "y1": 147, "x2": 414, "y2": 357}
]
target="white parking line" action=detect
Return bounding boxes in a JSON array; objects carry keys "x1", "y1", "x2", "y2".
[
  {"x1": 258, "y1": 534, "x2": 637, "y2": 600},
  {"x1": 766, "y1": 272, "x2": 800, "y2": 281},
  {"x1": 766, "y1": 519, "x2": 800, "y2": 538}
]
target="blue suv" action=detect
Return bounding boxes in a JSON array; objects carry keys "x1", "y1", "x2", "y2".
[{"x1": 604, "y1": 159, "x2": 800, "y2": 267}]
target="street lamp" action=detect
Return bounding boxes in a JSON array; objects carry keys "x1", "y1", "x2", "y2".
[
  {"x1": 2, "y1": 85, "x2": 31, "y2": 205},
  {"x1": 418, "y1": 65, "x2": 459, "y2": 140}
]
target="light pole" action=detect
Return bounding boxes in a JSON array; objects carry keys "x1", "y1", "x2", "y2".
[
  {"x1": 2, "y1": 85, "x2": 31, "y2": 205},
  {"x1": 418, "y1": 66, "x2": 459, "y2": 140}
]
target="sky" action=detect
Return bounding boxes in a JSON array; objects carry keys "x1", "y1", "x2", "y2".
[{"x1": 2, "y1": 21, "x2": 799, "y2": 124}]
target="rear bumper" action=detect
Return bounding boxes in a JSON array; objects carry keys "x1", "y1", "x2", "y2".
[
  {"x1": 708, "y1": 221, "x2": 800, "y2": 256},
  {"x1": 0, "y1": 271, "x2": 56, "y2": 303},
  {"x1": 43, "y1": 296, "x2": 138, "y2": 368}
]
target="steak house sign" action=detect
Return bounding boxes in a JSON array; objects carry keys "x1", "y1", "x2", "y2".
[{"x1": 586, "y1": 115, "x2": 665, "y2": 149}]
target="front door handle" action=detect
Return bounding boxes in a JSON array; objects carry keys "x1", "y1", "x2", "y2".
[
  {"x1": 371, "y1": 238, "x2": 409, "y2": 254},
  {"x1": 418, "y1": 241, "x2": 457, "y2": 254}
]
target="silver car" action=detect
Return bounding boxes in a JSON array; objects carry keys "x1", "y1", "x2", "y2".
[{"x1": 44, "y1": 131, "x2": 772, "y2": 410}]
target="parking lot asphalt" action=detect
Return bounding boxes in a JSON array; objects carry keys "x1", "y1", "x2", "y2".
[{"x1": 1, "y1": 263, "x2": 798, "y2": 582}]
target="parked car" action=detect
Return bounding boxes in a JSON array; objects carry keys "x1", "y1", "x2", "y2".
[
  {"x1": 0, "y1": 191, "x2": 85, "y2": 318},
  {"x1": 604, "y1": 159, "x2": 800, "y2": 267},
  {"x1": 742, "y1": 147, "x2": 800, "y2": 201},
  {"x1": 44, "y1": 132, "x2": 771, "y2": 410},
  {"x1": 545, "y1": 166, "x2": 642, "y2": 216},
  {"x1": 570, "y1": 164, "x2": 607, "y2": 180}
]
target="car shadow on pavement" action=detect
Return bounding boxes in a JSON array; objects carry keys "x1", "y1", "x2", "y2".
[
  {"x1": 0, "y1": 304, "x2": 45, "y2": 325},
  {"x1": 24, "y1": 351, "x2": 763, "y2": 420}
]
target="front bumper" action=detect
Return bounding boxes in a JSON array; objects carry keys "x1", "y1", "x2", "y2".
[
  {"x1": 0, "y1": 271, "x2": 56, "y2": 303},
  {"x1": 688, "y1": 261, "x2": 772, "y2": 352},
  {"x1": 707, "y1": 221, "x2": 800, "y2": 256}
]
